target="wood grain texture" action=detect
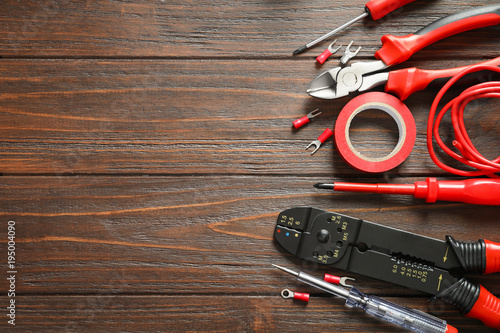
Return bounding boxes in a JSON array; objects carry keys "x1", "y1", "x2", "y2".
[
  {"x1": 1, "y1": 0, "x2": 499, "y2": 332},
  {"x1": 0, "y1": 0, "x2": 498, "y2": 58},
  {"x1": 1, "y1": 59, "x2": 499, "y2": 175},
  {"x1": 9, "y1": 295, "x2": 498, "y2": 333}
]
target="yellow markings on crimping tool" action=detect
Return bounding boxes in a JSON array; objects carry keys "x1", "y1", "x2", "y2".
[
  {"x1": 280, "y1": 215, "x2": 301, "y2": 227},
  {"x1": 443, "y1": 246, "x2": 449, "y2": 263},
  {"x1": 392, "y1": 264, "x2": 429, "y2": 283}
]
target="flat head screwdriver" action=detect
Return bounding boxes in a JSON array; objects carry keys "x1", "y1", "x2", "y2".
[
  {"x1": 293, "y1": 0, "x2": 417, "y2": 55},
  {"x1": 273, "y1": 265, "x2": 458, "y2": 333}
]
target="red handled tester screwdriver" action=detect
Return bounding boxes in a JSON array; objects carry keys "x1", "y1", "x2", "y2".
[
  {"x1": 293, "y1": 0, "x2": 417, "y2": 55},
  {"x1": 314, "y1": 177, "x2": 500, "y2": 205}
]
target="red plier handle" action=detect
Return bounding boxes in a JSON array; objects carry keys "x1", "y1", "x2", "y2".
[
  {"x1": 439, "y1": 238, "x2": 500, "y2": 330},
  {"x1": 375, "y1": 4, "x2": 500, "y2": 66},
  {"x1": 385, "y1": 56, "x2": 500, "y2": 100}
]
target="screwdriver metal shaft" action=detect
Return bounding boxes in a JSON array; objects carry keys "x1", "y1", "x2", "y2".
[
  {"x1": 293, "y1": 0, "x2": 417, "y2": 55},
  {"x1": 293, "y1": 12, "x2": 368, "y2": 55}
]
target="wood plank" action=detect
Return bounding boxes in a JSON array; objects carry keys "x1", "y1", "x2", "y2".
[
  {"x1": 4, "y1": 295, "x2": 497, "y2": 332},
  {"x1": 2, "y1": 59, "x2": 499, "y2": 175},
  {"x1": 0, "y1": 176, "x2": 498, "y2": 297},
  {"x1": 0, "y1": 0, "x2": 497, "y2": 57}
]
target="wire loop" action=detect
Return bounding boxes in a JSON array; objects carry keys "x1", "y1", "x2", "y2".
[{"x1": 427, "y1": 65, "x2": 500, "y2": 176}]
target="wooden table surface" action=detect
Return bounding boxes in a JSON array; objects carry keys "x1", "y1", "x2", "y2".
[{"x1": 1, "y1": 1, "x2": 499, "y2": 332}]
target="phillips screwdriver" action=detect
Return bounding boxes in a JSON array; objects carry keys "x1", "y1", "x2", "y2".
[
  {"x1": 314, "y1": 177, "x2": 500, "y2": 205},
  {"x1": 293, "y1": 0, "x2": 417, "y2": 55},
  {"x1": 273, "y1": 264, "x2": 458, "y2": 333}
]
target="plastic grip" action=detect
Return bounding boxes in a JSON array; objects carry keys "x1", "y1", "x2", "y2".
[
  {"x1": 466, "y1": 285, "x2": 500, "y2": 330},
  {"x1": 413, "y1": 178, "x2": 500, "y2": 205},
  {"x1": 293, "y1": 115, "x2": 310, "y2": 129},
  {"x1": 316, "y1": 49, "x2": 332, "y2": 65},
  {"x1": 375, "y1": 4, "x2": 500, "y2": 66},
  {"x1": 365, "y1": 0, "x2": 416, "y2": 21},
  {"x1": 317, "y1": 128, "x2": 333, "y2": 143},
  {"x1": 484, "y1": 239, "x2": 500, "y2": 274},
  {"x1": 324, "y1": 273, "x2": 341, "y2": 284},
  {"x1": 385, "y1": 68, "x2": 435, "y2": 101},
  {"x1": 293, "y1": 291, "x2": 310, "y2": 302},
  {"x1": 385, "y1": 57, "x2": 500, "y2": 100}
]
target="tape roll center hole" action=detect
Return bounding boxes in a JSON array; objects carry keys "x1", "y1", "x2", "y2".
[{"x1": 348, "y1": 109, "x2": 400, "y2": 159}]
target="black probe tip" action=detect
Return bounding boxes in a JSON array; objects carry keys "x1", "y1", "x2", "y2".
[
  {"x1": 313, "y1": 183, "x2": 335, "y2": 190},
  {"x1": 292, "y1": 45, "x2": 307, "y2": 55}
]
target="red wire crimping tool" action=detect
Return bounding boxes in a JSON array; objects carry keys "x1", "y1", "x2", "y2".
[
  {"x1": 307, "y1": 4, "x2": 500, "y2": 100},
  {"x1": 274, "y1": 207, "x2": 500, "y2": 330}
]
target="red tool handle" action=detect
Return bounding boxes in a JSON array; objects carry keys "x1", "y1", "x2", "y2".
[
  {"x1": 413, "y1": 178, "x2": 500, "y2": 205},
  {"x1": 485, "y1": 239, "x2": 500, "y2": 275},
  {"x1": 439, "y1": 278, "x2": 500, "y2": 330},
  {"x1": 365, "y1": 0, "x2": 416, "y2": 21},
  {"x1": 466, "y1": 285, "x2": 500, "y2": 330},
  {"x1": 385, "y1": 56, "x2": 500, "y2": 100},
  {"x1": 375, "y1": 4, "x2": 500, "y2": 66}
]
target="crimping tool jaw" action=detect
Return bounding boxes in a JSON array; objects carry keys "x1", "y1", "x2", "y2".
[
  {"x1": 274, "y1": 207, "x2": 358, "y2": 266},
  {"x1": 307, "y1": 60, "x2": 388, "y2": 100}
]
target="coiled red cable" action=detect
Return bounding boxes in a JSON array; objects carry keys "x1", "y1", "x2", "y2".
[{"x1": 427, "y1": 65, "x2": 500, "y2": 177}]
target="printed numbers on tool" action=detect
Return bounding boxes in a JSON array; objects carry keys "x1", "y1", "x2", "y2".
[
  {"x1": 392, "y1": 265, "x2": 428, "y2": 283},
  {"x1": 280, "y1": 214, "x2": 301, "y2": 227},
  {"x1": 329, "y1": 215, "x2": 342, "y2": 224}
]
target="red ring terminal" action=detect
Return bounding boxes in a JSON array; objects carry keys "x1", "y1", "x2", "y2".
[{"x1": 293, "y1": 291, "x2": 310, "y2": 302}]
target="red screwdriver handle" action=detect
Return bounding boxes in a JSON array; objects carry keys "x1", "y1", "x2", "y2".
[
  {"x1": 375, "y1": 4, "x2": 500, "y2": 66},
  {"x1": 414, "y1": 177, "x2": 500, "y2": 205},
  {"x1": 365, "y1": 0, "x2": 416, "y2": 21},
  {"x1": 385, "y1": 57, "x2": 500, "y2": 100}
]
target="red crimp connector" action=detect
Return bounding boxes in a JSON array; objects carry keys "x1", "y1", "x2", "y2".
[
  {"x1": 324, "y1": 273, "x2": 341, "y2": 285},
  {"x1": 293, "y1": 115, "x2": 311, "y2": 129},
  {"x1": 293, "y1": 109, "x2": 321, "y2": 129},
  {"x1": 293, "y1": 291, "x2": 310, "y2": 302},
  {"x1": 316, "y1": 49, "x2": 333, "y2": 65},
  {"x1": 317, "y1": 128, "x2": 334, "y2": 143}
]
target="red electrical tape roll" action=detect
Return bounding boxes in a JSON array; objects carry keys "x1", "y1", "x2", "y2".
[{"x1": 334, "y1": 92, "x2": 416, "y2": 173}]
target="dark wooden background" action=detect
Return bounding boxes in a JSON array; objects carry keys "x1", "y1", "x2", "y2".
[{"x1": 0, "y1": 0, "x2": 499, "y2": 332}]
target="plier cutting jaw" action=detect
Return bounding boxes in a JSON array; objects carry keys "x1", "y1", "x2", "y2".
[
  {"x1": 308, "y1": 4, "x2": 500, "y2": 100},
  {"x1": 274, "y1": 207, "x2": 500, "y2": 330},
  {"x1": 308, "y1": 60, "x2": 388, "y2": 99}
]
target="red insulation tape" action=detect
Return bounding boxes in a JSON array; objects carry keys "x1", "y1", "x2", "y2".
[{"x1": 334, "y1": 92, "x2": 416, "y2": 173}]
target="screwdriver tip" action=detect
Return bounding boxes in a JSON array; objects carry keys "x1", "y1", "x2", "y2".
[
  {"x1": 313, "y1": 183, "x2": 335, "y2": 190},
  {"x1": 292, "y1": 45, "x2": 307, "y2": 55},
  {"x1": 272, "y1": 264, "x2": 299, "y2": 277}
]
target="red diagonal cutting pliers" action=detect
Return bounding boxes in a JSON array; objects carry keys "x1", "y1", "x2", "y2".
[{"x1": 308, "y1": 4, "x2": 500, "y2": 100}]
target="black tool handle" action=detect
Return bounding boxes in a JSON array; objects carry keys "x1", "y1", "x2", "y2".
[{"x1": 446, "y1": 236, "x2": 500, "y2": 274}]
